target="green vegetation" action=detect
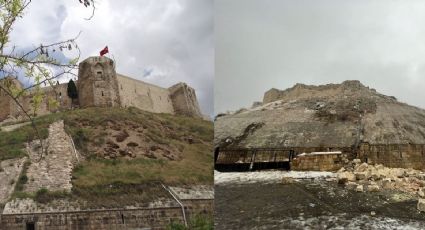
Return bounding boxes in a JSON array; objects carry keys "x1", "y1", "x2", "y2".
[
  {"x1": 67, "y1": 79, "x2": 78, "y2": 101},
  {"x1": 0, "y1": 107, "x2": 213, "y2": 207},
  {"x1": 166, "y1": 215, "x2": 213, "y2": 230},
  {"x1": 73, "y1": 143, "x2": 213, "y2": 187},
  {"x1": 34, "y1": 188, "x2": 70, "y2": 204},
  {"x1": 14, "y1": 160, "x2": 30, "y2": 192}
]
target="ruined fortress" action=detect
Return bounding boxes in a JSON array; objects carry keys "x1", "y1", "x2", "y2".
[
  {"x1": 0, "y1": 56, "x2": 203, "y2": 121},
  {"x1": 215, "y1": 80, "x2": 425, "y2": 171}
]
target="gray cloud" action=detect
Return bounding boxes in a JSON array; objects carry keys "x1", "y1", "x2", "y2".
[
  {"x1": 10, "y1": 0, "x2": 213, "y2": 117},
  {"x1": 216, "y1": 0, "x2": 425, "y2": 114}
]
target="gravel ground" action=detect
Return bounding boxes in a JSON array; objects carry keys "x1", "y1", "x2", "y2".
[{"x1": 215, "y1": 174, "x2": 425, "y2": 229}]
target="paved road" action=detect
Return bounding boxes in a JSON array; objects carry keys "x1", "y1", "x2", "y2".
[{"x1": 215, "y1": 179, "x2": 425, "y2": 229}]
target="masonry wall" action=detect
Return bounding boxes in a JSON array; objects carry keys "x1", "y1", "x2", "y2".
[
  {"x1": 262, "y1": 88, "x2": 282, "y2": 104},
  {"x1": 358, "y1": 143, "x2": 425, "y2": 169},
  {"x1": 182, "y1": 199, "x2": 213, "y2": 221},
  {"x1": 169, "y1": 83, "x2": 202, "y2": 118},
  {"x1": 0, "y1": 91, "x2": 11, "y2": 121},
  {"x1": 0, "y1": 78, "x2": 23, "y2": 121},
  {"x1": 116, "y1": 74, "x2": 175, "y2": 114},
  {"x1": 0, "y1": 57, "x2": 203, "y2": 121},
  {"x1": 291, "y1": 153, "x2": 347, "y2": 171},
  {"x1": 78, "y1": 57, "x2": 121, "y2": 108},
  {"x1": 24, "y1": 83, "x2": 74, "y2": 116},
  {"x1": 0, "y1": 199, "x2": 214, "y2": 230},
  {"x1": 0, "y1": 207, "x2": 184, "y2": 230}
]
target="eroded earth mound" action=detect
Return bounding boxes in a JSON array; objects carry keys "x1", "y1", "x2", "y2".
[{"x1": 215, "y1": 80, "x2": 425, "y2": 148}]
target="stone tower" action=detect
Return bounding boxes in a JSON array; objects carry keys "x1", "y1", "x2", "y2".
[
  {"x1": 0, "y1": 77, "x2": 24, "y2": 120},
  {"x1": 77, "y1": 56, "x2": 121, "y2": 107},
  {"x1": 169, "y1": 83, "x2": 202, "y2": 118}
]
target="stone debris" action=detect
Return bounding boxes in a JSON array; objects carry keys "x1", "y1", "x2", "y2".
[
  {"x1": 355, "y1": 185, "x2": 364, "y2": 192},
  {"x1": 337, "y1": 159, "x2": 425, "y2": 197},
  {"x1": 337, "y1": 171, "x2": 356, "y2": 184},
  {"x1": 418, "y1": 199, "x2": 425, "y2": 212},
  {"x1": 282, "y1": 177, "x2": 295, "y2": 184},
  {"x1": 419, "y1": 189, "x2": 425, "y2": 197},
  {"x1": 367, "y1": 184, "x2": 380, "y2": 192}
]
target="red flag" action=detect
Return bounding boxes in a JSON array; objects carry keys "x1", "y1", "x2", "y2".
[{"x1": 100, "y1": 46, "x2": 109, "y2": 56}]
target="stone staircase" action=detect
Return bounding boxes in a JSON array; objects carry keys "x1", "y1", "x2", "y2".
[{"x1": 25, "y1": 120, "x2": 77, "y2": 193}]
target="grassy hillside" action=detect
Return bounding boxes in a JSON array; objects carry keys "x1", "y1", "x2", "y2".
[{"x1": 0, "y1": 107, "x2": 213, "y2": 207}]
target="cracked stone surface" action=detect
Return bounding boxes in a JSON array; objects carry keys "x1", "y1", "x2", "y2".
[
  {"x1": 25, "y1": 120, "x2": 77, "y2": 193},
  {"x1": 215, "y1": 80, "x2": 425, "y2": 148}
]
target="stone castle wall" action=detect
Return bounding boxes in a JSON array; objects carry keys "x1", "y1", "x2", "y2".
[
  {"x1": 0, "y1": 207, "x2": 184, "y2": 230},
  {"x1": 0, "y1": 56, "x2": 203, "y2": 120},
  {"x1": 78, "y1": 57, "x2": 121, "y2": 108},
  {"x1": 116, "y1": 74, "x2": 175, "y2": 114},
  {"x1": 358, "y1": 143, "x2": 425, "y2": 169},
  {"x1": 169, "y1": 83, "x2": 202, "y2": 118},
  {"x1": 291, "y1": 153, "x2": 347, "y2": 171},
  {"x1": 0, "y1": 199, "x2": 213, "y2": 230},
  {"x1": 0, "y1": 78, "x2": 23, "y2": 121}
]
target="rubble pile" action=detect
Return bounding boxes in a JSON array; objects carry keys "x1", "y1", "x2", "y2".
[{"x1": 337, "y1": 159, "x2": 425, "y2": 195}]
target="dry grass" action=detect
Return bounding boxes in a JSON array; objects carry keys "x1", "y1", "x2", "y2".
[{"x1": 1, "y1": 107, "x2": 213, "y2": 207}]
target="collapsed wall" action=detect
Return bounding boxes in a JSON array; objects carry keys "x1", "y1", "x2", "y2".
[{"x1": 216, "y1": 80, "x2": 425, "y2": 170}]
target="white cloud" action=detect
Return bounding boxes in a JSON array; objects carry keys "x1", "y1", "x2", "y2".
[{"x1": 216, "y1": 0, "x2": 425, "y2": 115}]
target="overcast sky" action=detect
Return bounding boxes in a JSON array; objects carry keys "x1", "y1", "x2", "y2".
[
  {"x1": 9, "y1": 0, "x2": 213, "y2": 116},
  {"x1": 216, "y1": 0, "x2": 425, "y2": 115}
]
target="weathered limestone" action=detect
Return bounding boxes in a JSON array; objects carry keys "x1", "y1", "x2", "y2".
[
  {"x1": 418, "y1": 199, "x2": 425, "y2": 212},
  {"x1": 337, "y1": 171, "x2": 356, "y2": 184},
  {"x1": 338, "y1": 160, "x2": 425, "y2": 197},
  {"x1": 291, "y1": 152, "x2": 347, "y2": 171},
  {"x1": 0, "y1": 77, "x2": 24, "y2": 121},
  {"x1": 2, "y1": 191, "x2": 214, "y2": 229},
  {"x1": 355, "y1": 185, "x2": 363, "y2": 192},
  {"x1": 78, "y1": 56, "x2": 121, "y2": 108},
  {"x1": 25, "y1": 120, "x2": 77, "y2": 192},
  {"x1": 0, "y1": 56, "x2": 204, "y2": 122},
  {"x1": 215, "y1": 81, "x2": 425, "y2": 171},
  {"x1": 367, "y1": 184, "x2": 380, "y2": 192},
  {"x1": 0, "y1": 158, "x2": 27, "y2": 203}
]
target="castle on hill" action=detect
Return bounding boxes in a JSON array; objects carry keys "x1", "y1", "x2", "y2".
[{"x1": 0, "y1": 56, "x2": 203, "y2": 121}]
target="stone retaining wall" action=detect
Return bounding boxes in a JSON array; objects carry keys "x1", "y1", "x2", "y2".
[
  {"x1": 359, "y1": 143, "x2": 425, "y2": 169},
  {"x1": 1, "y1": 207, "x2": 183, "y2": 230},
  {"x1": 291, "y1": 153, "x2": 347, "y2": 171},
  {"x1": 0, "y1": 199, "x2": 213, "y2": 230},
  {"x1": 182, "y1": 199, "x2": 214, "y2": 221}
]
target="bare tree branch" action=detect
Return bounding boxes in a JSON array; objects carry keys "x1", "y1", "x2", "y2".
[{"x1": 0, "y1": 0, "x2": 95, "y2": 160}]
